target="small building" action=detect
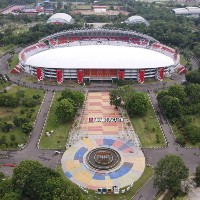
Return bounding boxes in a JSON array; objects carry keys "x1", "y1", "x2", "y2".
[
  {"x1": 172, "y1": 7, "x2": 200, "y2": 15},
  {"x1": 46, "y1": 13, "x2": 74, "y2": 24},
  {"x1": 92, "y1": 5, "x2": 107, "y2": 13},
  {"x1": 125, "y1": 15, "x2": 149, "y2": 26}
]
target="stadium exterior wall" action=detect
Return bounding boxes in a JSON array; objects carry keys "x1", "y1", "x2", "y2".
[{"x1": 18, "y1": 29, "x2": 180, "y2": 84}]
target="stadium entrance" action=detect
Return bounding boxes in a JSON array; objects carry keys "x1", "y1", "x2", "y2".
[{"x1": 83, "y1": 69, "x2": 118, "y2": 78}]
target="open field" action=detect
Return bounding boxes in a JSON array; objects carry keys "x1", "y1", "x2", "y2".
[
  {"x1": 56, "y1": 165, "x2": 153, "y2": 200},
  {"x1": 131, "y1": 93, "x2": 165, "y2": 147},
  {"x1": 0, "y1": 85, "x2": 45, "y2": 149},
  {"x1": 39, "y1": 92, "x2": 71, "y2": 149}
]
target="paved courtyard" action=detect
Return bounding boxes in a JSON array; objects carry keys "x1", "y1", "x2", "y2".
[{"x1": 61, "y1": 92, "x2": 145, "y2": 190}]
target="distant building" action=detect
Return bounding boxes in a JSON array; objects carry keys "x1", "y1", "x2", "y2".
[
  {"x1": 46, "y1": 13, "x2": 75, "y2": 24},
  {"x1": 172, "y1": 7, "x2": 200, "y2": 15},
  {"x1": 125, "y1": 15, "x2": 149, "y2": 26},
  {"x1": 92, "y1": 5, "x2": 107, "y2": 13}
]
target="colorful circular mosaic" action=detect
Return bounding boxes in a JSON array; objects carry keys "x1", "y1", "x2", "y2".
[{"x1": 61, "y1": 136, "x2": 145, "y2": 190}]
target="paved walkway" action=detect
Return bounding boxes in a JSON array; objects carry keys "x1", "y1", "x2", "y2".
[{"x1": 61, "y1": 92, "x2": 145, "y2": 191}]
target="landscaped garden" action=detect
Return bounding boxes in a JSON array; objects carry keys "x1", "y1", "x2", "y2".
[
  {"x1": 109, "y1": 86, "x2": 165, "y2": 148},
  {"x1": 39, "y1": 92, "x2": 71, "y2": 149},
  {"x1": 0, "y1": 85, "x2": 45, "y2": 150},
  {"x1": 131, "y1": 95, "x2": 165, "y2": 148},
  {"x1": 157, "y1": 72, "x2": 200, "y2": 147},
  {"x1": 39, "y1": 89, "x2": 85, "y2": 149}
]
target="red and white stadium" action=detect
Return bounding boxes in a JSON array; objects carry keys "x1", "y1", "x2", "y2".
[{"x1": 17, "y1": 29, "x2": 180, "y2": 84}]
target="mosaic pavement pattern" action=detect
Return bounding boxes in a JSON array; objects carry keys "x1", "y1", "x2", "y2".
[
  {"x1": 80, "y1": 92, "x2": 125, "y2": 135},
  {"x1": 61, "y1": 92, "x2": 145, "y2": 190},
  {"x1": 61, "y1": 136, "x2": 145, "y2": 190}
]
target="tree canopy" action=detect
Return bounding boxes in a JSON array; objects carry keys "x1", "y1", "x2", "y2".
[
  {"x1": 154, "y1": 154, "x2": 189, "y2": 194},
  {"x1": 157, "y1": 84, "x2": 200, "y2": 145},
  {"x1": 56, "y1": 98, "x2": 75, "y2": 122},
  {"x1": 109, "y1": 85, "x2": 149, "y2": 116},
  {"x1": 5, "y1": 160, "x2": 84, "y2": 200}
]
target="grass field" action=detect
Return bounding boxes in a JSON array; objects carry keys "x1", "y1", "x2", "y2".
[
  {"x1": 0, "y1": 44, "x2": 15, "y2": 57},
  {"x1": 56, "y1": 165, "x2": 153, "y2": 200},
  {"x1": 131, "y1": 93, "x2": 165, "y2": 148},
  {"x1": 8, "y1": 54, "x2": 19, "y2": 70},
  {"x1": 0, "y1": 85, "x2": 45, "y2": 149},
  {"x1": 171, "y1": 114, "x2": 200, "y2": 148},
  {"x1": 39, "y1": 92, "x2": 71, "y2": 149}
]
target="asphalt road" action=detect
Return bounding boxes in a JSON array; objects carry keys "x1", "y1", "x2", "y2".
[{"x1": 0, "y1": 51, "x2": 200, "y2": 200}]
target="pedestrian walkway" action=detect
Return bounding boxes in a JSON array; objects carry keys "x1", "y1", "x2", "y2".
[{"x1": 61, "y1": 92, "x2": 145, "y2": 190}]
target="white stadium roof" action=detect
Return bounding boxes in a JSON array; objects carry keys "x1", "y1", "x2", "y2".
[
  {"x1": 172, "y1": 7, "x2": 200, "y2": 15},
  {"x1": 25, "y1": 45, "x2": 174, "y2": 69},
  {"x1": 125, "y1": 15, "x2": 149, "y2": 26},
  {"x1": 46, "y1": 13, "x2": 74, "y2": 24}
]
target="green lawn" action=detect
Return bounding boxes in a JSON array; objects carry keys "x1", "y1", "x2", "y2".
[
  {"x1": 0, "y1": 81, "x2": 11, "y2": 91},
  {"x1": 171, "y1": 114, "x2": 200, "y2": 148},
  {"x1": 0, "y1": 86, "x2": 45, "y2": 150},
  {"x1": 56, "y1": 165, "x2": 153, "y2": 200},
  {"x1": 8, "y1": 54, "x2": 19, "y2": 70},
  {"x1": 0, "y1": 44, "x2": 15, "y2": 57},
  {"x1": 131, "y1": 94, "x2": 165, "y2": 148},
  {"x1": 39, "y1": 92, "x2": 72, "y2": 149}
]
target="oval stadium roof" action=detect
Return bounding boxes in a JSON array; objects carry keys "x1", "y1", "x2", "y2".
[
  {"x1": 25, "y1": 45, "x2": 174, "y2": 69},
  {"x1": 46, "y1": 13, "x2": 74, "y2": 24},
  {"x1": 172, "y1": 7, "x2": 200, "y2": 15},
  {"x1": 125, "y1": 15, "x2": 149, "y2": 26}
]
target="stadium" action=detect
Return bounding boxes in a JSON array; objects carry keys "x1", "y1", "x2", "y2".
[{"x1": 18, "y1": 29, "x2": 180, "y2": 84}]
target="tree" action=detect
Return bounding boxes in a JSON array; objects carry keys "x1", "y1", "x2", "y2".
[
  {"x1": 13, "y1": 116, "x2": 28, "y2": 127},
  {"x1": 41, "y1": 177, "x2": 84, "y2": 200},
  {"x1": 56, "y1": 99, "x2": 75, "y2": 121},
  {"x1": 58, "y1": 89, "x2": 84, "y2": 108},
  {"x1": 117, "y1": 85, "x2": 135, "y2": 104},
  {"x1": 158, "y1": 95, "x2": 182, "y2": 119},
  {"x1": 184, "y1": 124, "x2": 200, "y2": 144},
  {"x1": 70, "y1": 91, "x2": 85, "y2": 109},
  {"x1": 185, "y1": 84, "x2": 200, "y2": 104},
  {"x1": 11, "y1": 160, "x2": 83, "y2": 200},
  {"x1": 125, "y1": 92, "x2": 149, "y2": 116},
  {"x1": 12, "y1": 160, "x2": 59, "y2": 200},
  {"x1": 154, "y1": 154, "x2": 189, "y2": 194},
  {"x1": 0, "y1": 172, "x2": 5, "y2": 182},
  {"x1": 1, "y1": 192, "x2": 19, "y2": 200},
  {"x1": 168, "y1": 84, "x2": 187, "y2": 104},
  {"x1": 0, "y1": 122, "x2": 13, "y2": 132},
  {"x1": 16, "y1": 90, "x2": 25, "y2": 99},
  {"x1": 195, "y1": 165, "x2": 200, "y2": 186},
  {"x1": 21, "y1": 123, "x2": 33, "y2": 134},
  {"x1": 185, "y1": 70, "x2": 200, "y2": 84},
  {"x1": 0, "y1": 179, "x2": 13, "y2": 199},
  {"x1": 193, "y1": 43, "x2": 200, "y2": 59},
  {"x1": 0, "y1": 94, "x2": 18, "y2": 107},
  {"x1": 109, "y1": 90, "x2": 122, "y2": 108}
]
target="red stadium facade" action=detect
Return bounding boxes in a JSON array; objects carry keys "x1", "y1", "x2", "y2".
[{"x1": 18, "y1": 29, "x2": 180, "y2": 84}]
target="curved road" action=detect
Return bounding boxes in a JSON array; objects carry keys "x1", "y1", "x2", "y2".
[{"x1": 0, "y1": 51, "x2": 200, "y2": 200}]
